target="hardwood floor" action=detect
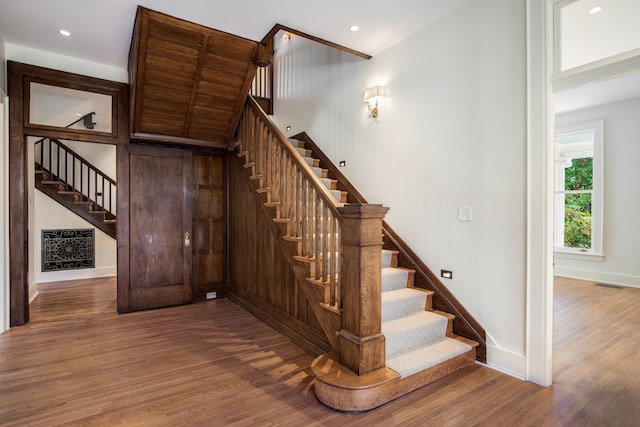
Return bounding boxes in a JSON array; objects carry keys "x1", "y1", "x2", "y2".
[
  {"x1": 29, "y1": 277, "x2": 117, "y2": 322},
  {"x1": 1, "y1": 277, "x2": 638, "y2": 426}
]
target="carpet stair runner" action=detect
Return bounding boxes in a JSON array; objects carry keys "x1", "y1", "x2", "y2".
[
  {"x1": 380, "y1": 249, "x2": 473, "y2": 378},
  {"x1": 289, "y1": 140, "x2": 347, "y2": 204},
  {"x1": 286, "y1": 137, "x2": 478, "y2": 411}
]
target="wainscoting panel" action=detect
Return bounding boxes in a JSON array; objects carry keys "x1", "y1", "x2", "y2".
[{"x1": 227, "y1": 155, "x2": 330, "y2": 356}]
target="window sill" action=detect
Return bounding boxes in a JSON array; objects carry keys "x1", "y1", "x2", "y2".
[{"x1": 554, "y1": 249, "x2": 604, "y2": 262}]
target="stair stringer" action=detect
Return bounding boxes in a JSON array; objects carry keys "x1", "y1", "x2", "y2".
[
  {"x1": 229, "y1": 153, "x2": 341, "y2": 351},
  {"x1": 35, "y1": 171, "x2": 117, "y2": 239}
]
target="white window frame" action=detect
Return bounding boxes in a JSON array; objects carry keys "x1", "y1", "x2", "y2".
[
  {"x1": 554, "y1": 120, "x2": 603, "y2": 259},
  {"x1": 551, "y1": 0, "x2": 640, "y2": 92}
]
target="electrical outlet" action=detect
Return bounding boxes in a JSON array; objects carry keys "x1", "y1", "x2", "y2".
[
  {"x1": 339, "y1": 160, "x2": 346, "y2": 167},
  {"x1": 206, "y1": 292, "x2": 217, "y2": 299},
  {"x1": 441, "y1": 270, "x2": 453, "y2": 279}
]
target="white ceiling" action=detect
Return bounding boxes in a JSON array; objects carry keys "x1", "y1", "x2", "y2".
[
  {"x1": 0, "y1": 0, "x2": 470, "y2": 69},
  {"x1": 2, "y1": 0, "x2": 639, "y2": 114}
]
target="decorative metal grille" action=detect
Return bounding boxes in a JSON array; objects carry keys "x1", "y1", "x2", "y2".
[{"x1": 42, "y1": 229, "x2": 95, "y2": 272}]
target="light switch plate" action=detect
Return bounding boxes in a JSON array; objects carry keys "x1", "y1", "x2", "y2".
[{"x1": 458, "y1": 207, "x2": 472, "y2": 221}]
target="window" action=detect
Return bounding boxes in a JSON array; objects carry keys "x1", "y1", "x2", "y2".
[
  {"x1": 554, "y1": 120, "x2": 603, "y2": 256},
  {"x1": 555, "y1": 0, "x2": 640, "y2": 73},
  {"x1": 29, "y1": 82, "x2": 113, "y2": 134}
]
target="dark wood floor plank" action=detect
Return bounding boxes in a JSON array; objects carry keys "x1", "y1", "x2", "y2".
[{"x1": 1, "y1": 277, "x2": 639, "y2": 425}]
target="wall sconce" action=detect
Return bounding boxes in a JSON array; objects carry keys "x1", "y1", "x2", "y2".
[{"x1": 363, "y1": 85, "x2": 386, "y2": 118}]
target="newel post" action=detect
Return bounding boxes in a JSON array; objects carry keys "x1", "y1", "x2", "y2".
[{"x1": 336, "y1": 203, "x2": 389, "y2": 375}]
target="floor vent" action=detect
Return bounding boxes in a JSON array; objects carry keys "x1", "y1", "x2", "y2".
[{"x1": 595, "y1": 283, "x2": 624, "y2": 289}]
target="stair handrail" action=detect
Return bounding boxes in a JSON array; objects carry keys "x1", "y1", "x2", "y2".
[
  {"x1": 237, "y1": 97, "x2": 389, "y2": 375},
  {"x1": 244, "y1": 97, "x2": 341, "y2": 215},
  {"x1": 240, "y1": 97, "x2": 343, "y2": 308},
  {"x1": 34, "y1": 136, "x2": 116, "y2": 218}
]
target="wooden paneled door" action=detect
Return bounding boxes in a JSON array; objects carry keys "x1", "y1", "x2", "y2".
[{"x1": 117, "y1": 144, "x2": 192, "y2": 312}]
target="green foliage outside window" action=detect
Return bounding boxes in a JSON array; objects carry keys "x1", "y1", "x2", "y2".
[{"x1": 564, "y1": 158, "x2": 593, "y2": 249}]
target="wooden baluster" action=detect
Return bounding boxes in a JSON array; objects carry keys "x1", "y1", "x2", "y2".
[
  {"x1": 336, "y1": 204, "x2": 389, "y2": 376},
  {"x1": 285, "y1": 156, "x2": 293, "y2": 225},
  {"x1": 329, "y1": 213, "x2": 338, "y2": 307},
  {"x1": 64, "y1": 150, "x2": 69, "y2": 191},
  {"x1": 79, "y1": 163, "x2": 84, "y2": 202},
  {"x1": 276, "y1": 143, "x2": 283, "y2": 205},
  {"x1": 56, "y1": 142, "x2": 60, "y2": 181},
  {"x1": 272, "y1": 135, "x2": 277, "y2": 204},
  {"x1": 304, "y1": 181, "x2": 312, "y2": 258},
  {"x1": 260, "y1": 122, "x2": 267, "y2": 188},
  {"x1": 314, "y1": 193, "x2": 321, "y2": 280},
  {"x1": 249, "y1": 110, "x2": 256, "y2": 164},
  {"x1": 294, "y1": 169, "x2": 302, "y2": 239},
  {"x1": 72, "y1": 156, "x2": 76, "y2": 194}
]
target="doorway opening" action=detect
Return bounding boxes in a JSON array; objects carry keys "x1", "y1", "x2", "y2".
[{"x1": 7, "y1": 61, "x2": 128, "y2": 327}]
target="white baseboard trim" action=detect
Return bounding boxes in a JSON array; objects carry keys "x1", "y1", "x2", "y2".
[
  {"x1": 36, "y1": 266, "x2": 117, "y2": 284},
  {"x1": 554, "y1": 267, "x2": 640, "y2": 288},
  {"x1": 485, "y1": 344, "x2": 526, "y2": 381},
  {"x1": 29, "y1": 290, "x2": 40, "y2": 304}
]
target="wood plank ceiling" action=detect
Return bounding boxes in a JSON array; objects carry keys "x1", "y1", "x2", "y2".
[{"x1": 129, "y1": 7, "x2": 269, "y2": 149}]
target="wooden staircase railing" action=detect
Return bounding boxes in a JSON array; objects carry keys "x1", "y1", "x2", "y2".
[
  {"x1": 234, "y1": 96, "x2": 389, "y2": 375},
  {"x1": 250, "y1": 64, "x2": 272, "y2": 115},
  {"x1": 292, "y1": 131, "x2": 487, "y2": 362},
  {"x1": 34, "y1": 137, "x2": 117, "y2": 239}
]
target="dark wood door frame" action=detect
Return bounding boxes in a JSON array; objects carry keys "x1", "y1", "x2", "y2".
[{"x1": 7, "y1": 61, "x2": 129, "y2": 326}]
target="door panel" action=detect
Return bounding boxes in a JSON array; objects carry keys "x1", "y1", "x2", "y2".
[
  {"x1": 119, "y1": 144, "x2": 192, "y2": 312},
  {"x1": 192, "y1": 155, "x2": 226, "y2": 300}
]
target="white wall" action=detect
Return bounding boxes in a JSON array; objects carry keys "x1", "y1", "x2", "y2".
[
  {"x1": 272, "y1": 0, "x2": 528, "y2": 377},
  {"x1": 34, "y1": 191, "x2": 116, "y2": 283},
  {"x1": 5, "y1": 43, "x2": 128, "y2": 83},
  {"x1": 555, "y1": 97, "x2": 640, "y2": 287}
]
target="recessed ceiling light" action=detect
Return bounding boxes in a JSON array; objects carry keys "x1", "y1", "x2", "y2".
[
  {"x1": 59, "y1": 30, "x2": 71, "y2": 37},
  {"x1": 350, "y1": 25, "x2": 359, "y2": 32},
  {"x1": 589, "y1": 6, "x2": 603, "y2": 14}
]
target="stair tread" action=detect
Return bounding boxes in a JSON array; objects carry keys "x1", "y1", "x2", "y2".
[
  {"x1": 383, "y1": 311, "x2": 449, "y2": 356},
  {"x1": 320, "y1": 177, "x2": 337, "y2": 190},
  {"x1": 329, "y1": 189, "x2": 344, "y2": 203},
  {"x1": 310, "y1": 166, "x2": 325, "y2": 178},
  {"x1": 288, "y1": 138, "x2": 305, "y2": 148},
  {"x1": 386, "y1": 337, "x2": 472, "y2": 378}
]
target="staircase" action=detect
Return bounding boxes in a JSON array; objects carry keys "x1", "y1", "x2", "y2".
[
  {"x1": 34, "y1": 137, "x2": 117, "y2": 239},
  {"x1": 232, "y1": 97, "x2": 481, "y2": 412},
  {"x1": 289, "y1": 137, "x2": 478, "y2": 411}
]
